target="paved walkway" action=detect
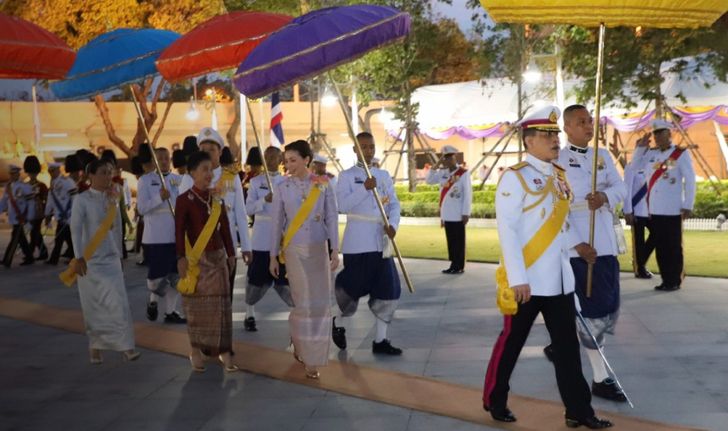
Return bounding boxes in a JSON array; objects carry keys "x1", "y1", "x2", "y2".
[{"x1": 1, "y1": 230, "x2": 727, "y2": 430}]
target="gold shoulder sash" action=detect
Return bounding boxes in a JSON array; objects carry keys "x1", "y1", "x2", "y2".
[
  {"x1": 177, "y1": 199, "x2": 222, "y2": 295},
  {"x1": 495, "y1": 169, "x2": 570, "y2": 315},
  {"x1": 59, "y1": 202, "x2": 117, "y2": 287},
  {"x1": 279, "y1": 179, "x2": 326, "y2": 263}
]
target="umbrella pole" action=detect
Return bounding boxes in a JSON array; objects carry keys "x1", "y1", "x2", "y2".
[
  {"x1": 244, "y1": 98, "x2": 274, "y2": 192},
  {"x1": 328, "y1": 73, "x2": 415, "y2": 294},
  {"x1": 586, "y1": 23, "x2": 607, "y2": 298},
  {"x1": 129, "y1": 85, "x2": 174, "y2": 216}
]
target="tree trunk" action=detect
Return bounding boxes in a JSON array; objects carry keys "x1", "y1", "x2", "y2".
[{"x1": 94, "y1": 95, "x2": 131, "y2": 157}]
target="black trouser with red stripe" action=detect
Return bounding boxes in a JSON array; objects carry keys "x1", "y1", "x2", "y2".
[
  {"x1": 650, "y1": 215, "x2": 683, "y2": 287},
  {"x1": 483, "y1": 292, "x2": 594, "y2": 420}
]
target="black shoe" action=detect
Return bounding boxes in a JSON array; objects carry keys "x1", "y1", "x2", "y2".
[
  {"x1": 441, "y1": 268, "x2": 454, "y2": 274},
  {"x1": 442, "y1": 268, "x2": 464, "y2": 274},
  {"x1": 661, "y1": 284, "x2": 681, "y2": 292},
  {"x1": 543, "y1": 344, "x2": 554, "y2": 362},
  {"x1": 483, "y1": 405, "x2": 516, "y2": 423},
  {"x1": 635, "y1": 268, "x2": 653, "y2": 279},
  {"x1": 136, "y1": 259, "x2": 146, "y2": 266},
  {"x1": 591, "y1": 378, "x2": 627, "y2": 402},
  {"x1": 20, "y1": 258, "x2": 34, "y2": 266},
  {"x1": 45, "y1": 259, "x2": 58, "y2": 265},
  {"x1": 164, "y1": 312, "x2": 187, "y2": 324},
  {"x1": 38, "y1": 252, "x2": 48, "y2": 261},
  {"x1": 565, "y1": 416, "x2": 613, "y2": 429},
  {"x1": 244, "y1": 316, "x2": 257, "y2": 332},
  {"x1": 332, "y1": 317, "x2": 346, "y2": 350},
  {"x1": 146, "y1": 302, "x2": 158, "y2": 321},
  {"x1": 654, "y1": 284, "x2": 665, "y2": 291},
  {"x1": 372, "y1": 339, "x2": 403, "y2": 355}
]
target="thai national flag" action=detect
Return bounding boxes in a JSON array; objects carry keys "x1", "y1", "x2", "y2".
[{"x1": 270, "y1": 92, "x2": 284, "y2": 148}]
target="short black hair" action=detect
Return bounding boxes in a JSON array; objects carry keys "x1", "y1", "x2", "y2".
[
  {"x1": 100, "y1": 149, "x2": 117, "y2": 166},
  {"x1": 245, "y1": 146, "x2": 263, "y2": 166},
  {"x1": 187, "y1": 150, "x2": 211, "y2": 173},
  {"x1": 172, "y1": 150, "x2": 186, "y2": 168},
  {"x1": 23, "y1": 155, "x2": 41, "y2": 174},
  {"x1": 130, "y1": 156, "x2": 144, "y2": 176},
  {"x1": 264, "y1": 146, "x2": 282, "y2": 156},
  {"x1": 182, "y1": 136, "x2": 198, "y2": 155},
  {"x1": 64, "y1": 154, "x2": 82, "y2": 173},
  {"x1": 284, "y1": 140, "x2": 313, "y2": 164},
  {"x1": 220, "y1": 147, "x2": 234, "y2": 166},
  {"x1": 138, "y1": 143, "x2": 153, "y2": 164},
  {"x1": 563, "y1": 104, "x2": 588, "y2": 122},
  {"x1": 76, "y1": 149, "x2": 97, "y2": 169},
  {"x1": 356, "y1": 131, "x2": 373, "y2": 141},
  {"x1": 86, "y1": 158, "x2": 112, "y2": 175}
]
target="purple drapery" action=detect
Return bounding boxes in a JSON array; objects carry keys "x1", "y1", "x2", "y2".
[{"x1": 602, "y1": 105, "x2": 728, "y2": 132}]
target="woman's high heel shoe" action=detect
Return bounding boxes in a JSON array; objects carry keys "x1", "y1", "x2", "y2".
[
  {"x1": 219, "y1": 355, "x2": 239, "y2": 372},
  {"x1": 189, "y1": 356, "x2": 206, "y2": 372},
  {"x1": 122, "y1": 350, "x2": 141, "y2": 362},
  {"x1": 304, "y1": 366, "x2": 320, "y2": 380}
]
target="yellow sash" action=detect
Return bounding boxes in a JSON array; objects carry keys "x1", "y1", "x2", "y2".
[
  {"x1": 279, "y1": 184, "x2": 323, "y2": 263},
  {"x1": 59, "y1": 202, "x2": 117, "y2": 287},
  {"x1": 177, "y1": 199, "x2": 222, "y2": 295},
  {"x1": 495, "y1": 169, "x2": 570, "y2": 315}
]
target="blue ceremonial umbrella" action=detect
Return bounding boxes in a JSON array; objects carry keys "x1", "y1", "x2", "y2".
[
  {"x1": 51, "y1": 28, "x2": 180, "y2": 100},
  {"x1": 234, "y1": 5, "x2": 410, "y2": 98}
]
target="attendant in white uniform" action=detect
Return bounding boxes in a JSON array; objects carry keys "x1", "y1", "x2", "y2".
[
  {"x1": 332, "y1": 132, "x2": 402, "y2": 355},
  {"x1": 550, "y1": 104, "x2": 627, "y2": 402},
  {"x1": 623, "y1": 161, "x2": 655, "y2": 278},
  {"x1": 180, "y1": 128, "x2": 252, "y2": 299},
  {"x1": 45, "y1": 162, "x2": 77, "y2": 265},
  {"x1": 70, "y1": 159, "x2": 139, "y2": 364},
  {"x1": 482, "y1": 106, "x2": 612, "y2": 429},
  {"x1": 243, "y1": 146, "x2": 293, "y2": 332},
  {"x1": 312, "y1": 153, "x2": 337, "y2": 192},
  {"x1": 137, "y1": 147, "x2": 186, "y2": 324},
  {"x1": 1, "y1": 165, "x2": 34, "y2": 267},
  {"x1": 426, "y1": 145, "x2": 472, "y2": 274},
  {"x1": 629, "y1": 119, "x2": 696, "y2": 291}
]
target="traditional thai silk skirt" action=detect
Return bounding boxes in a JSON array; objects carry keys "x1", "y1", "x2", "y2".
[
  {"x1": 285, "y1": 242, "x2": 332, "y2": 367},
  {"x1": 77, "y1": 258, "x2": 135, "y2": 351},
  {"x1": 182, "y1": 248, "x2": 232, "y2": 355}
]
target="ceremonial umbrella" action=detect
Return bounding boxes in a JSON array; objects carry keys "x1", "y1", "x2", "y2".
[
  {"x1": 233, "y1": 4, "x2": 410, "y2": 99},
  {"x1": 156, "y1": 11, "x2": 293, "y2": 191},
  {"x1": 479, "y1": 0, "x2": 728, "y2": 294},
  {"x1": 51, "y1": 28, "x2": 181, "y2": 214},
  {"x1": 0, "y1": 12, "x2": 76, "y2": 79},
  {"x1": 234, "y1": 4, "x2": 414, "y2": 293}
]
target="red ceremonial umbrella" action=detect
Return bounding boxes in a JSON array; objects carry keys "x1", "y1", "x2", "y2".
[
  {"x1": 0, "y1": 12, "x2": 75, "y2": 80},
  {"x1": 156, "y1": 11, "x2": 292, "y2": 82}
]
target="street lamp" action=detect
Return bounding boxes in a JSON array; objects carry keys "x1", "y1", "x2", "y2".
[
  {"x1": 523, "y1": 58, "x2": 543, "y2": 83},
  {"x1": 321, "y1": 86, "x2": 337, "y2": 108}
]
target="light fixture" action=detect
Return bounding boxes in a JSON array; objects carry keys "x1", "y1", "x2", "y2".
[
  {"x1": 321, "y1": 87, "x2": 337, "y2": 108},
  {"x1": 523, "y1": 58, "x2": 542, "y2": 84},
  {"x1": 185, "y1": 96, "x2": 199, "y2": 121}
]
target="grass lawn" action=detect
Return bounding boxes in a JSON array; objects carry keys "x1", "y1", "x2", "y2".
[{"x1": 371, "y1": 225, "x2": 728, "y2": 279}]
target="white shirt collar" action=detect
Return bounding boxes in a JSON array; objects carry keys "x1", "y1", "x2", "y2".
[
  {"x1": 567, "y1": 141, "x2": 589, "y2": 154},
  {"x1": 526, "y1": 154, "x2": 553, "y2": 176}
]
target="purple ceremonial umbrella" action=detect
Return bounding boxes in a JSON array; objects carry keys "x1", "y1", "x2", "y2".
[{"x1": 233, "y1": 4, "x2": 410, "y2": 98}]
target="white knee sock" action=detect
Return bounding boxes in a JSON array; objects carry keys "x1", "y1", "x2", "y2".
[
  {"x1": 149, "y1": 292, "x2": 160, "y2": 304},
  {"x1": 375, "y1": 318, "x2": 388, "y2": 343},
  {"x1": 246, "y1": 304, "x2": 255, "y2": 319},
  {"x1": 165, "y1": 289, "x2": 182, "y2": 316},
  {"x1": 587, "y1": 348, "x2": 609, "y2": 383}
]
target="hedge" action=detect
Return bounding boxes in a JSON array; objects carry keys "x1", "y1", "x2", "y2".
[{"x1": 395, "y1": 181, "x2": 728, "y2": 218}]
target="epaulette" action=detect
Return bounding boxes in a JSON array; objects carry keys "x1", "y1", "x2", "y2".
[
  {"x1": 508, "y1": 162, "x2": 529, "y2": 171},
  {"x1": 552, "y1": 162, "x2": 566, "y2": 171}
]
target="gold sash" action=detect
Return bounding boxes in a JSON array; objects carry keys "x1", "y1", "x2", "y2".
[
  {"x1": 495, "y1": 169, "x2": 570, "y2": 315},
  {"x1": 279, "y1": 183, "x2": 324, "y2": 263},
  {"x1": 177, "y1": 199, "x2": 222, "y2": 295},
  {"x1": 59, "y1": 202, "x2": 117, "y2": 287}
]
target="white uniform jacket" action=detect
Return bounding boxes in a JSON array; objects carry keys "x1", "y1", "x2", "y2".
[
  {"x1": 558, "y1": 145, "x2": 626, "y2": 257},
  {"x1": 337, "y1": 165, "x2": 401, "y2": 254},
  {"x1": 136, "y1": 171, "x2": 181, "y2": 244},
  {"x1": 425, "y1": 166, "x2": 472, "y2": 222},
  {"x1": 180, "y1": 166, "x2": 252, "y2": 252},
  {"x1": 631, "y1": 145, "x2": 696, "y2": 216},
  {"x1": 496, "y1": 155, "x2": 575, "y2": 297},
  {"x1": 245, "y1": 173, "x2": 285, "y2": 251}
]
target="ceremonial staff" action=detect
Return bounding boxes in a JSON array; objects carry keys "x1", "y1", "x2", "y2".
[
  {"x1": 245, "y1": 98, "x2": 275, "y2": 192},
  {"x1": 329, "y1": 74, "x2": 414, "y2": 294}
]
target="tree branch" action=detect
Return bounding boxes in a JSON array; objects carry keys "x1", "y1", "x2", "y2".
[{"x1": 94, "y1": 94, "x2": 131, "y2": 157}]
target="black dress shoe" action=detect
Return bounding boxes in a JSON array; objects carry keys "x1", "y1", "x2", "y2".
[
  {"x1": 372, "y1": 339, "x2": 403, "y2": 355},
  {"x1": 654, "y1": 284, "x2": 665, "y2": 291},
  {"x1": 164, "y1": 312, "x2": 187, "y2": 324},
  {"x1": 244, "y1": 316, "x2": 257, "y2": 332},
  {"x1": 332, "y1": 317, "x2": 347, "y2": 350},
  {"x1": 591, "y1": 378, "x2": 627, "y2": 402},
  {"x1": 146, "y1": 302, "x2": 158, "y2": 321},
  {"x1": 543, "y1": 344, "x2": 554, "y2": 362},
  {"x1": 635, "y1": 268, "x2": 653, "y2": 279},
  {"x1": 441, "y1": 268, "x2": 454, "y2": 274},
  {"x1": 565, "y1": 415, "x2": 613, "y2": 429},
  {"x1": 661, "y1": 284, "x2": 680, "y2": 292},
  {"x1": 483, "y1": 405, "x2": 516, "y2": 423},
  {"x1": 136, "y1": 259, "x2": 146, "y2": 266}
]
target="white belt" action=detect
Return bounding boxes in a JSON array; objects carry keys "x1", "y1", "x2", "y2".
[
  {"x1": 346, "y1": 213, "x2": 382, "y2": 224},
  {"x1": 570, "y1": 201, "x2": 589, "y2": 212},
  {"x1": 254, "y1": 214, "x2": 272, "y2": 221}
]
